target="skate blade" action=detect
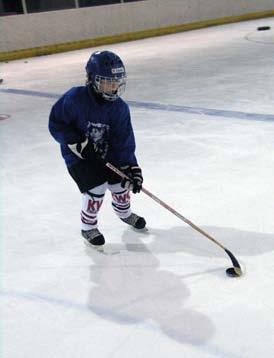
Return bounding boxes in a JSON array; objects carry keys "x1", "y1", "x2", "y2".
[
  {"x1": 84, "y1": 240, "x2": 122, "y2": 255},
  {"x1": 132, "y1": 226, "x2": 149, "y2": 233}
]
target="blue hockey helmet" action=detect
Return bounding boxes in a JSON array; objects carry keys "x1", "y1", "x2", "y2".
[{"x1": 86, "y1": 50, "x2": 127, "y2": 101}]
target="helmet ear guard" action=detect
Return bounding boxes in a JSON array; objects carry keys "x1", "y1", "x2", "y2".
[{"x1": 86, "y1": 51, "x2": 127, "y2": 101}]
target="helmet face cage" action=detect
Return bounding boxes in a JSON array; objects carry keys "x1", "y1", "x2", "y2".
[
  {"x1": 93, "y1": 74, "x2": 126, "y2": 101},
  {"x1": 86, "y1": 51, "x2": 127, "y2": 101}
]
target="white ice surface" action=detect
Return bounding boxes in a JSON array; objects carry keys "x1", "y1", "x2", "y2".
[{"x1": 1, "y1": 18, "x2": 274, "y2": 358}]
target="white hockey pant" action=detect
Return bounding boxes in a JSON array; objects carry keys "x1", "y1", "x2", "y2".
[{"x1": 81, "y1": 182, "x2": 131, "y2": 230}]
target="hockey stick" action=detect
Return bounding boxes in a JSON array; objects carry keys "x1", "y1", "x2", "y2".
[{"x1": 106, "y1": 161, "x2": 242, "y2": 277}]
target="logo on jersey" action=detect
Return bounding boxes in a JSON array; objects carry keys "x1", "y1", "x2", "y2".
[{"x1": 86, "y1": 122, "x2": 110, "y2": 159}]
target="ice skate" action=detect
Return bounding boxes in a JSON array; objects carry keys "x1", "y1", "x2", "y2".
[
  {"x1": 81, "y1": 228, "x2": 105, "y2": 250},
  {"x1": 121, "y1": 213, "x2": 147, "y2": 230}
]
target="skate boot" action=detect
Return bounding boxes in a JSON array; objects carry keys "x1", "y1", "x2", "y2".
[
  {"x1": 81, "y1": 228, "x2": 105, "y2": 248},
  {"x1": 121, "y1": 213, "x2": 146, "y2": 230}
]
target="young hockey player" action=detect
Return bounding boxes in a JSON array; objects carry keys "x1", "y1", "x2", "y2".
[{"x1": 49, "y1": 50, "x2": 146, "y2": 248}]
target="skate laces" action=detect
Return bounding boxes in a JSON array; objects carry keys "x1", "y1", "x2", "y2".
[
  {"x1": 121, "y1": 213, "x2": 139, "y2": 226},
  {"x1": 83, "y1": 228, "x2": 102, "y2": 241}
]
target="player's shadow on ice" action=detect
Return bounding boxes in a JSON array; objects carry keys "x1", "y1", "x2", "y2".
[
  {"x1": 85, "y1": 231, "x2": 215, "y2": 346},
  {"x1": 85, "y1": 225, "x2": 273, "y2": 345}
]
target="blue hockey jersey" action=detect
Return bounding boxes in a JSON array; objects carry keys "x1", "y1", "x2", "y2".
[{"x1": 48, "y1": 86, "x2": 137, "y2": 168}]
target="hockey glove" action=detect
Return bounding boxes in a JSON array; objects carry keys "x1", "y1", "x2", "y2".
[
  {"x1": 68, "y1": 138, "x2": 96, "y2": 160},
  {"x1": 121, "y1": 165, "x2": 143, "y2": 194}
]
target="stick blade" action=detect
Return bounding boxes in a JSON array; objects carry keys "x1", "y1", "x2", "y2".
[{"x1": 226, "y1": 267, "x2": 242, "y2": 277}]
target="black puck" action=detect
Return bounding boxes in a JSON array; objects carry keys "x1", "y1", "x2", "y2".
[
  {"x1": 226, "y1": 267, "x2": 242, "y2": 278},
  {"x1": 257, "y1": 26, "x2": 271, "y2": 31}
]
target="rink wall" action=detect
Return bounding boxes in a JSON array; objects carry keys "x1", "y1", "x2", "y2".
[{"x1": 1, "y1": 0, "x2": 274, "y2": 61}]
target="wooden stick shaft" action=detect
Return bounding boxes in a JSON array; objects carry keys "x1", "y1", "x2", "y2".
[{"x1": 106, "y1": 162, "x2": 225, "y2": 250}]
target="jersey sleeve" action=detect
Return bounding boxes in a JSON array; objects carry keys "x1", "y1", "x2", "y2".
[
  {"x1": 109, "y1": 101, "x2": 138, "y2": 167},
  {"x1": 48, "y1": 93, "x2": 84, "y2": 145}
]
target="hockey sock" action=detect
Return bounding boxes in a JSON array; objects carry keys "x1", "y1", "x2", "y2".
[
  {"x1": 108, "y1": 183, "x2": 132, "y2": 219},
  {"x1": 81, "y1": 182, "x2": 107, "y2": 231}
]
